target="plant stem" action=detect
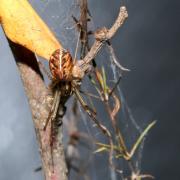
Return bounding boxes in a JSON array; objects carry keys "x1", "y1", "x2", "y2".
[{"x1": 7, "y1": 39, "x2": 68, "y2": 180}]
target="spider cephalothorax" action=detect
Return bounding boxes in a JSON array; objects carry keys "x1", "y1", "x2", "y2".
[{"x1": 49, "y1": 49, "x2": 74, "y2": 81}]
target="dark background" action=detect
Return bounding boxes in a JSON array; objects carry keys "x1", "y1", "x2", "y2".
[{"x1": 0, "y1": 0, "x2": 179, "y2": 179}]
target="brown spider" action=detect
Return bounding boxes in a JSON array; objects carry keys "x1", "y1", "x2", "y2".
[
  {"x1": 41, "y1": 48, "x2": 94, "y2": 170},
  {"x1": 43, "y1": 48, "x2": 91, "y2": 129}
]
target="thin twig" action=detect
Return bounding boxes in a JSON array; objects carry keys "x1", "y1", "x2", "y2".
[{"x1": 106, "y1": 42, "x2": 130, "y2": 72}]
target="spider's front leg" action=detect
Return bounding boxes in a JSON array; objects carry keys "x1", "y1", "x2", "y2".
[
  {"x1": 74, "y1": 87, "x2": 96, "y2": 118},
  {"x1": 43, "y1": 88, "x2": 61, "y2": 131},
  {"x1": 44, "y1": 87, "x2": 64, "y2": 172}
]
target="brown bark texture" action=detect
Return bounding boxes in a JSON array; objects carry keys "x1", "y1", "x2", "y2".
[{"x1": 8, "y1": 40, "x2": 68, "y2": 180}]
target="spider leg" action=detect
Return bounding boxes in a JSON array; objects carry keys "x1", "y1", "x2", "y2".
[
  {"x1": 74, "y1": 87, "x2": 112, "y2": 142},
  {"x1": 46, "y1": 88, "x2": 61, "y2": 172},
  {"x1": 43, "y1": 88, "x2": 61, "y2": 131},
  {"x1": 74, "y1": 87, "x2": 96, "y2": 118},
  {"x1": 50, "y1": 89, "x2": 61, "y2": 123},
  {"x1": 50, "y1": 90, "x2": 62, "y2": 172}
]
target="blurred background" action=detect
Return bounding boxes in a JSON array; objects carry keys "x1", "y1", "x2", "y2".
[{"x1": 0, "y1": 0, "x2": 179, "y2": 179}]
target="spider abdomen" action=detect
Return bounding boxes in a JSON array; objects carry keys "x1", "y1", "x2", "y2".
[{"x1": 49, "y1": 49, "x2": 73, "y2": 81}]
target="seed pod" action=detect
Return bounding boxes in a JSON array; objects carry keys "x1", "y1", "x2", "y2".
[{"x1": 49, "y1": 49, "x2": 73, "y2": 81}]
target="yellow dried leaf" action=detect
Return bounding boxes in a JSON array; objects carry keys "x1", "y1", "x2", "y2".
[{"x1": 0, "y1": 0, "x2": 62, "y2": 60}]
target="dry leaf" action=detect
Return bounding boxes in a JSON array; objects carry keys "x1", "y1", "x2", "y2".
[{"x1": 0, "y1": 0, "x2": 62, "y2": 60}]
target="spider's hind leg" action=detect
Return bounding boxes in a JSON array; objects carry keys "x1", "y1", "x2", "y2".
[
  {"x1": 45, "y1": 89, "x2": 61, "y2": 172},
  {"x1": 43, "y1": 89, "x2": 61, "y2": 131}
]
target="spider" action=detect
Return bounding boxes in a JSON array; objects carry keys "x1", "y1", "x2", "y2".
[{"x1": 41, "y1": 48, "x2": 95, "y2": 170}]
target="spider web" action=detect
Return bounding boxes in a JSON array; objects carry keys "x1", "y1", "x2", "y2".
[
  {"x1": 30, "y1": 0, "x2": 80, "y2": 54},
  {"x1": 29, "y1": 0, "x2": 152, "y2": 179}
]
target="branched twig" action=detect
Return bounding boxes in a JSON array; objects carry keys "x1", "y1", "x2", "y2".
[{"x1": 79, "y1": 6, "x2": 128, "y2": 73}]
